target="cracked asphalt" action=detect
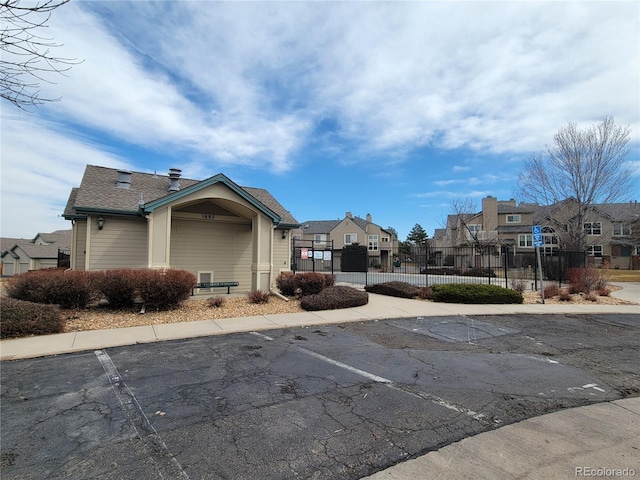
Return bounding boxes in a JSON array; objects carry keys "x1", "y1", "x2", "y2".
[{"x1": 1, "y1": 313, "x2": 638, "y2": 479}]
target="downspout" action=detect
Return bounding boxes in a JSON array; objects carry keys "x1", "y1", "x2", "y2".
[{"x1": 269, "y1": 224, "x2": 275, "y2": 292}]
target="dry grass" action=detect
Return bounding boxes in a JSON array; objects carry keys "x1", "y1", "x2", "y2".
[{"x1": 603, "y1": 269, "x2": 640, "y2": 282}]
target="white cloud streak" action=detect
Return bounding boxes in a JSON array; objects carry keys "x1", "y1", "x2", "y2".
[{"x1": 2, "y1": 1, "x2": 638, "y2": 237}]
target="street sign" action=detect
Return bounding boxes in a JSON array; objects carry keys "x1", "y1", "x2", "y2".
[
  {"x1": 532, "y1": 225, "x2": 543, "y2": 247},
  {"x1": 531, "y1": 225, "x2": 545, "y2": 303}
]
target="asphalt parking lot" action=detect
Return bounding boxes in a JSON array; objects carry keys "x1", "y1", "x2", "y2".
[{"x1": 1, "y1": 313, "x2": 638, "y2": 479}]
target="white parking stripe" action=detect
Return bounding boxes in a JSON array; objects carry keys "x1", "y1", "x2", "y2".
[
  {"x1": 250, "y1": 331, "x2": 500, "y2": 425},
  {"x1": 95, "y1": 350, "x2": 190, "y2": 480}
]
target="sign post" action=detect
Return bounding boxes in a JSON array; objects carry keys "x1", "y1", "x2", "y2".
[{"x1": 532, "y1": 225, "x2": 545, "y2": 304}]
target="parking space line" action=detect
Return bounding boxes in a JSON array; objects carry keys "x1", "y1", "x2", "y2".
[
  {"x1": 250, "y1": 331, "x2": 500, "y2": 425},
  {"x1": 94, "y1": 350, "x2": 190, "y2": 480}
]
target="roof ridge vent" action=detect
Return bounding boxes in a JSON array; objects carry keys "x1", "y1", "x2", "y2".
[
  {"x1": 116, "y1": 170, "x2": 132, "y2": 189},
  {"x1": 168, "y1": 168, "x2": 182, "y2": 192}
]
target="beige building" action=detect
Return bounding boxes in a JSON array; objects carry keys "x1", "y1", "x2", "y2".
[
  {"x1": 441, "y1": 196, "x2": 640, "y2": 269},
  {"x1": 292, "y1": 212, "x2": 398, "y2": 270},
  {"x1": 1, "y1": 230, "x2": 71, "y2": 276},
  {"x1": 63, "y1": 165, "x2": 299, "y2": 293}
]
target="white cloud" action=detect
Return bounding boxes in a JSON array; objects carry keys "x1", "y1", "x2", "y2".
[
  {"x1": 0, "y1": 112, "x2": 129, "y2": 237},
  {"x1": 35, "y1": 1, "x2": 638, "y2": 167}
]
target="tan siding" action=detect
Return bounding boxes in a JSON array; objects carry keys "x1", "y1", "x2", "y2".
[
  {"x1": 90, "y1": 217, "x2": 148, "y2": 270},
  {"x1": 170, "y1": 219, "x2": 253, "y2": 290}
]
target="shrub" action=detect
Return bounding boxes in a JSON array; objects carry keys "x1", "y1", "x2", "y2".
[
  {"x1": 276, "y1": 271, "x2": 297, "y2": 296},
  {"x1": 544, "y1": 285, "x2": 561, "y2": 298},
  {"x1": 301, "y1": 285, "x2": 368, "y2": 311},
  {"x1": 597, "y1": 287, "x2": 610, "y2": 297},
  {"x1": 430, "y1": 283, "x2": 523, "y2": 304},
  {"x1": 422, "y1": 267, "x2": 460, "y2": 275},
  {"x1": 462, "y1": 267, "x2": 496, "y2": 278},
  {"x1": 558, "y1": 289, "x2": 572, "y2": 301},
  {"x1": 0, "y1": 298, "x2": 64, "y2": 338},
  {"x1": 364, "y1": 281, "x2": 419, "y2": 299},
  {"x1": 93, "y1": 269, "x2": 137, "y2": 309},
  {"x1": 134, "y1": 269, "x2": 196, "y2": 310},
  {"x1": 296, "y1": 272, "x2": 329, "y2": 296},
  {"x1": 323, "y1": 274, "x2": 336, "y2": 287},
  {"x1": 416, "y1": 286, "x2": 434, "y2": 300},
  {"x1": 565, "y1": 266, "x2": 608, "y2": 294},
  {"x1": 207, "y1": 296, "x2": 226, "y2": 308},
  {"x1": 5, "y1": 270, "x2": 98, "y2": 309},
  {"x1": 583, "y1": 292, "x2": 598, "y2": 302},
  {"x1": 510, "y1": 278, "x2": 526, "y2": 294},
  {"x1": 248, "y1": 290, "x2": 270, "y2": 304}
]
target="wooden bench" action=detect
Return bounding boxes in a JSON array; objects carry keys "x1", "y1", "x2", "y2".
[{"x1": 193, "y1": 281, "x2": 239, "y2": 295}]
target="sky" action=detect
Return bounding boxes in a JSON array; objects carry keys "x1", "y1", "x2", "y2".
[{"x1": 1, "y1": 0, "x2": 639, "y2": 242}]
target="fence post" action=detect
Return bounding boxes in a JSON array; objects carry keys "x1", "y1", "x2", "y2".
[{"x1": 504, "y1": 245, "x2": 509, "y2": 289}]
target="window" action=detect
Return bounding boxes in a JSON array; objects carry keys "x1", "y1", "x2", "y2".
[
  {"x1": 613, "y1": 223, "x2": 631, "y2": 236},
  {"x1": 586, "y1": 245, "x2": 603, "y2": 257},
  {"x1": 368, "y1": 235, "x2": 379, "y2": 251},
  {"x1": 344, "y1": 233, "x2": 357, "y2": 244},
  {"x1": 506, "y1": 214, "x2": 521, "y2": 223},
  {"x1": 543, "y1": 233, "x2": 558, "y2": 245},
  {"x1": 381, "y1": 236, "x2": 390, "y2": 243},
  {"x1": 467, "y1": 224, "x2": 482, "y2": 233},
  {"x1": 518, "y1": 234, "x2": 533, "y2": 247},
  {"x1": 584, "y1": 222, "x2": 602, "y2": 235},
  {"x1": 314, "y1": 234, "x2": 327, "y2": 244}
]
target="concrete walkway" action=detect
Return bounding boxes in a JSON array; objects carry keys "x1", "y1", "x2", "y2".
[{"x1": 1, "y1": 285, "x2": 638, "y2": 479}]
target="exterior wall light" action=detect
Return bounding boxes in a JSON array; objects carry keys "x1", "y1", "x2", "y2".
[
  {"x1": 97, "y1": 217, "x2": 105, "y2": 230},
  {"x1": 282, "y1": 229, "x2": 288, "y2": 239}
]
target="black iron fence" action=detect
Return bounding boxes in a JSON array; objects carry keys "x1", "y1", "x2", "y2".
[
  {"x1": 291, "y1": 243, "x2": 590, "y2": 290},
  {"x1": 57, "y1": 249, "x2": 70, "y2": 269}
]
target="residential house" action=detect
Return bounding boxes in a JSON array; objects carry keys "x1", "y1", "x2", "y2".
[
  {"x1": 1, "y1": 230, "x2": 72, "y2": 276},
  {"x1": 441, "y1": 195, "x2": 640, "y2": 270},
  {"x1": 62, "y1": 165, "x2": 299, "y2": 293},
  {"x1": 292, "y1": 212, "x2": 398, "y2": 271}
]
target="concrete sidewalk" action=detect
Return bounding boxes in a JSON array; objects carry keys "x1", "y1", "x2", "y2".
[
  {"x1": 1, "y1": 287, "x2": 638, "y2": 361},
  {"x1": 1, "y1": 286, "x2": 638, "y2": 480},
  {"x1": 364, "y1": 397, "x2": 640, "y2": 480}
]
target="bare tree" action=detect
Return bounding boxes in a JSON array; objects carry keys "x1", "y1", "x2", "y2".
[
  {"x1": 517, "y1": 117, "x2": 634, "y2": 251},
  {"x1": 448, "y1": 198, "x2": 481, "y2": 247},
  {"x1": 1, "y1": 0, "x2": 80, "y2": 110}
]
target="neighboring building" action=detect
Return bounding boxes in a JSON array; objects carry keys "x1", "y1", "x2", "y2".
[
  {"x1": 62, "y1": 165, "x2": 299, "y2": 293},
  {"x1": 292, "y1": 212, "x2": 398, "y2": 270},
  {"x1": 1, "y1": 230, "x2": 72, "y2": 276},
  {"x1": 441, "y1": 196, "x2": 640, "y2": 269}
]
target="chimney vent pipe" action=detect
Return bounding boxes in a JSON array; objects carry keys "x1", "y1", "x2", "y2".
[{"x1": 169, "y1": 168, "x2": 182, "y2": 192}]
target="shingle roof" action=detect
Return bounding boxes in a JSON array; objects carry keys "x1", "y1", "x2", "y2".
[
  {"x1": 299, "y1": 220, "x2": 342, "y2": 234},
  {"x1": 1, "y1": 230, "x2": 71, "y2": 259},
  {"x1": 497, "y1": 203, "x2": 536, "y2": 214},
  {"x1": 65, "y1": 165, "x2": 298, "y2": 226},
  {"x1": 36, "y1": 230, "x2": 72, "y2": 250},
  {"x1": 1, "y1": 237, "x2": 28, "y2": 252}
]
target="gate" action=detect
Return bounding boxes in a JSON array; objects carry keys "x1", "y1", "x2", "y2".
[{"x1": 291, "y1": 239, "x2": 334, "y2": 274}]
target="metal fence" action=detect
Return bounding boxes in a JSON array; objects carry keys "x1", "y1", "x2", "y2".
[
  {"x1": 291, "y1": 243, "x2": 589, "y2": 290},
  {"x1": 57, "y1": 249, "x2": 70, "y2": 269}
]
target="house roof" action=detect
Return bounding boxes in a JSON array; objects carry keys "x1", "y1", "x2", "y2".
[
  {"x1": 1, "y1": 229, "x2": 72, "y2": 260},
  {"x1": 497, "y1": 203, "x2": 536, "y2": 214},
  {"x1": 35, "y1": 230, "x2": 72, "y2": 249},
  {"x1": 298, "y1": 215, "x2": 394, "y2": 236},
  {"x1": 299, "y1": 220, "x2": 342, "y2": 234},
  {"x1": 533, "y1": 200, "x2": 640, "y2": 225},
  {"x1": 1, "y1": 237, "x2": 28, "y2": 252},
  {"x1": 64, "y1": 165, "x2": 298, "y2": 227}
]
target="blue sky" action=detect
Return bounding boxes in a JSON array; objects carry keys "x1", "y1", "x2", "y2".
[{"x1": 2, "y1": 0, "x2": 639, "y2": 241}]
